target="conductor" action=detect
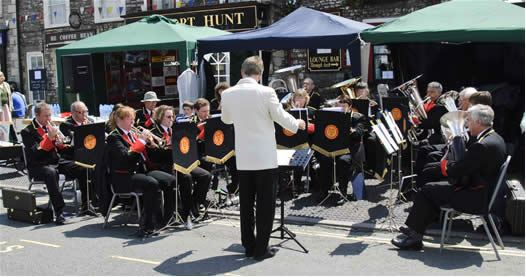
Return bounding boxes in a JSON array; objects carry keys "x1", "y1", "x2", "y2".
[{"x1": 221, "y1": 56, "x2": 306, "y2": 260}]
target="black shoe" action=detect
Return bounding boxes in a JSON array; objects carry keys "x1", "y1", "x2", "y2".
[
  {"x1": 316, "y1": 192, "x2": 329, "y2": 203},
  {"x1": 399, "y1": 226, "x2": 412, "y2": 237},
  {"x1": 55, "y1": 213, "x2": 66, "y2": 226},
  {"x1": 391, "y1": 234, "x2": 423, "y2": 250},
  {"x1": 254, "y1": 247, "x2": 278, "y2": 261},
  {"x1": 336, "y1": 197, "x2": 346, "y2": 205}
]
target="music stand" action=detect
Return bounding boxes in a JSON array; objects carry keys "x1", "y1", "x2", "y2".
[
  {"x1": 160, "y1": 118, "x2": 200, "y2": 231},
  {"x1": 74, "y1": 122, "x2": 105, "y2": 216},
  {"x1": 311, "y1": 110, "x2": 351, "y2": 205},
  {"x1": 273, "y1": 148, "x2": 313, "y2": 253},
  {"x1": 203, "y1": 115, "x2": 236, "y2": 217}
]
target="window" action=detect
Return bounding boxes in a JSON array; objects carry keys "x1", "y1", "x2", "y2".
[
  {"x1": 43, "y1": 0, "x2": 70, "y2": 29},
  {"x1": 94, "y1": 0, "x2": 128, "y2": 23},
  {"x1": 26, "y1": 52, "x2": 45, "y2": 104},
  {"x1": 373, "y1": 45, "x2": 393, "y2": 80},
  {"x1": 208, "y1": 52, "x2": 230, "y2": 84},
  {"x1": 151, "y1": 0, "x2": 175, "y2": 10}
]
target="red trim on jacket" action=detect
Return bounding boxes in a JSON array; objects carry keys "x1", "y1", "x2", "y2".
[{"x1": 440, "y1": 159, "x2": 448, "y2": 176}]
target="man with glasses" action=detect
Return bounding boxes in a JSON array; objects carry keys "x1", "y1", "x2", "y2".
[{"x1": 59, "y1": 101, "x2": 97, "y2": 216}]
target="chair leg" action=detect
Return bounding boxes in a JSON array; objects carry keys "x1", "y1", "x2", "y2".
[
  {"x1": 446, "y1": 212, "x2": 454, "y2": 242},
  {"x1": 488, "y1": 214, "x2": 505, "y2": 250},
  {"x1": 103, "y1": 194, "x2": 117, "y2": 229},
  {"x1": 440, "y1": 210, "x2": 451, "y2": 253},
  {"x1": 135, "y1": 195, "x2": 142, "y2": 226},
  {"x1": 480, "y1": 216, "x2": 501, "y2": 260}
]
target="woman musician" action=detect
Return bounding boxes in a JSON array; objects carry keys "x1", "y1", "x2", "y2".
[
  {"x1": 148, "y1": 105, "x2": 211, "y2": 225},
  {"x1": 106, "y1": 106, "x2": 177, "y2": 237}
]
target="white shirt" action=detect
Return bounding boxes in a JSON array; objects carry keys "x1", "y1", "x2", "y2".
[
  {"x1": 177, "y1": 68, "x2": 199, "y2": 112},
  {"x1": 221, "y1": 77, "x2": 299, "y2": 170}
]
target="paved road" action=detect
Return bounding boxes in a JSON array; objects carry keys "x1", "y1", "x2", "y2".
[{"x1": 0, "y1": 210, "x2": 524, "y2": 276}]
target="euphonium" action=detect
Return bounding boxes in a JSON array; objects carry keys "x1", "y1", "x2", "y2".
[{"x1": 436, "y1": 90, "x2": 459, "y2": 112}]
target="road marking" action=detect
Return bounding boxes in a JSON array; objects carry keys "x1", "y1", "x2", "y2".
[
  {"x1": 0, "y1": 241, "x2": 6, "y2": 245},
  {"x1": 111, "y1": 255, "x2": 161, "y2": 265},
  {"x1": 211, "y1": 220, "x2": 525, "y2": 257},
  {"x1": 19, "y1": 239, "x2": 60, "y2": 248}
]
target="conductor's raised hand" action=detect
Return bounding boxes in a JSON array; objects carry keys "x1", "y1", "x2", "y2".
[{"x1": 297, "y1": 119, "x2": 306, "y2": 130}]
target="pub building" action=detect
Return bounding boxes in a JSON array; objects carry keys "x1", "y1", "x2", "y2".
[{"x1": 2, "y1": 0, "x2": 441, "y2": 114}]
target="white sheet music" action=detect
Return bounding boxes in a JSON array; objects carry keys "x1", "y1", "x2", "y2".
[{"x1": 277, "y1": 149, "x2": 295, "y2": 166}]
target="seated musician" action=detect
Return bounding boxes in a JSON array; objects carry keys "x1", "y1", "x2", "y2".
[
  {"x1": 303, "y1": 77, "x2": 322, "y2": 110},
  {"x1": 105, "y1": 104, "x2": 124, "y2": 134},
  {"x1": 107, "y1": 106, "x2": 177, "y2": 236},
  {"x1": 194, "y1": 98, "x2": 238, "y2": 204},
  {"x1": 412, "y1": 81, "x2": 448, "y2": 145},
  {"x1": 210, "y1": 82, "x2": 230, "y2": 113},
  {"x1": 317, "y1": 95, "x2": 366, "y2": 204},
  {"x1": 148, "y1": 105, "x2": 210, "y2": 227},
  {"x1": 286, "y1": 89, "x2": 318, "y2": 195},
  {"x1": 469, "y1": 90, "x2": 492, "y2": 107},
  {"x1": 176, "y1": 100, "x2": 194, "y2": 120},
  {"x1": 414, "y1": 87, "x2": 477, "y2": 188},
  {"x1": 56, "y1": 101, "x2": 98, "y2": 215},
  {"x1": 21, "y1": 102, "x2": 75, "y2": 225},
  {"x1": 135, "y1": 91, "x2": 160, "y2": 128},
  {"x1": 392, "y1": 104, "x2": 506, "y2": 250}
]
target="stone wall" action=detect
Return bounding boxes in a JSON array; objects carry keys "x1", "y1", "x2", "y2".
[{"x1": 1, "y1": 0, "x2": 20, "y2": 86}]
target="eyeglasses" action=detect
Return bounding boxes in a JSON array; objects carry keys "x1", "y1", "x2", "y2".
[{"x1": 75, "y1": 110, "x2": 89, "y2": 114}]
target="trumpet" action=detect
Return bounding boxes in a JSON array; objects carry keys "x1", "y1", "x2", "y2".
[
  {"x1": 130, "y1": 126, "x2": 166, "y2": 147},
  {"x1": 47, "y1": 121, "x2": 69, "y2": 144}
]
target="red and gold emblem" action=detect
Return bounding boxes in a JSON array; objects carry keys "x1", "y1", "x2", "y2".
[
  {"x1": 283, "y1": 128, "x2": 294, "y2": 137},
  {"x1": 391, "y1": 108, "x2": 402, "y2": 121},
  {"x1": 352, "y1": 107, "x2": 359, "y2": 113},
  {"x1": 213, "y1": 130, "x2": 224, "y2": 146},
  {"x1": 324, "y1": 124, "x2": 339, "y2": 140},
  {"x1": 83, "y1": 134, "x2": 96, "y2": 150},
  {"x1": 179, "y1": 137, "x2": 190, "y2": 154}
]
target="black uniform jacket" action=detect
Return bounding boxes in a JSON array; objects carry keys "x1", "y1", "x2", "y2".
[
  {"x1": 135, "y1": 107, "x2": 154, "y2": 128},
  {"x1": 21, "y1": 119, "x2": 72, "y2": 168},
  {"x1": 444, "y1": 128, "x2": 506, "y2": 214},
  {"x1": 349, "y1": 111, "x2": 366, "y2": 163},
  {"x1": 419, "y1": 100, "x2": 448, "y2": 144},
  {"x1": 146, "y1": 124, "x2": 173, "y2": 172},
  {"x1": 106, "y1": 128, "x2": 149, "y2": 192},
  {"x1": 308, "y1": 88, "x2": 322, "y2": 110}
]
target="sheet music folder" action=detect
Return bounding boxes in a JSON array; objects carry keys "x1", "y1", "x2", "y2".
[{"x1": 277, "y1": 148, "x2": 313, "y2": 171}]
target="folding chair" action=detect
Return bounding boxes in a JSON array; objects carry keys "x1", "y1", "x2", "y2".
[{"x1": 440, "y1": 155, "x2": 511, "y2": 260}]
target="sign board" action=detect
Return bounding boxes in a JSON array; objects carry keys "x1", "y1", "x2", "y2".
[
  {"x1": 307, "y1": 48, "x2": 342, "y2": 72},
  {"x1": 125, "y1": 6, "x2": 258, "y2": 32},
  {"x1": 45, "y1": 29, "x2": 96, "y2": 47},
  {"x1": 29, "y1": 69, "x2": 47, "y2": 91}
]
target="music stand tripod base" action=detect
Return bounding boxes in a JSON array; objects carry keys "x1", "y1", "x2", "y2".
[
  {"x1": 158, "y1": 171, "x2": 187, "y2": 232},
  {"x1": 74, "y1": 162, "x2": 98, "y2": 217}
]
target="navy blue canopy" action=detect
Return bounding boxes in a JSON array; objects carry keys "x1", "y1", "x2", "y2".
[{"x1": 197, "y1": 7, "x2": 373, "y2": 59}]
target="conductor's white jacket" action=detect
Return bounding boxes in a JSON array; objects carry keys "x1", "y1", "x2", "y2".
[{"x1": 221, "y1": 77, "x2": 299, "y2": 170}]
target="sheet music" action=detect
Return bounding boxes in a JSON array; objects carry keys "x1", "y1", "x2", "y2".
[
  {"x1": 377, "y1": 120, "x2": 399, "y2": 151},
  {"x1": 371, "y1": 124, "x2": 394, "y2": 154},
  {"x1": 277, "y1": 149, "x2": 295, "y2": 166}
]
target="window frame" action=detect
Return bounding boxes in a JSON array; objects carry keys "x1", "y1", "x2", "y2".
[
  {"x1": 43, "y1": 0, "x2": 71, "y2": 29},
  {"x1": 26, "y1": 52, "x2": 45, "y2": 104},
  {"x1": 208, "y1": 52, "x2": 230, "y2": 85}
]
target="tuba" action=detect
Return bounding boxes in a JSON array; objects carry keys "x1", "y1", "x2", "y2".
[
  {"x1": 392, "y1": 75, "x2": 428, "y2": 145},
  {"x1": 440, "y1": 110, "x2": 468, "y2": 184},
  {"x1": 269, "y1": 65, "x2": 303, "y2": 94},
  {"x1": 330, "y1": 77, "x2": 361, "y2": 98},
  {"x1": 436, "y1": 90, "x2": 459, "y2": 112}
]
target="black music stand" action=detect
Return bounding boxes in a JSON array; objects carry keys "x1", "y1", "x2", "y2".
[
  {"x1": 74, "y1": 122, "x2": 105, "y2": 216},
  {"x1": 275, "y1": 108, "x2": 309, "y2": 150},
  {"x1": 273, "y1": 148, "x2": 313, "y2": 253},
  {"x1": 311, "y1": 110, "x2": 351, "y2": 205},
  {"x1": 160, "y1": 119, "x2": 200, "y2": 231}
]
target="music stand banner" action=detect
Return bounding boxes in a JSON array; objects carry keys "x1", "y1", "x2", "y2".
[
  {"x1": 74, "y1": 122, "x2": 105, "y2": 168},
  {"x1": 275, "y1": 108, "x2": 309, "y2": 150},
  {"x1": 351, "y1": 99, "x2": 369, "y2": 120},
  {"x1": 172, "y1": 120, "x2": 200, "y2": 175},
  {"x1": 382, "y1": 96, "x2": 409, "y2": 136},
  {"x1": 311, "y1": 110, "x2": 350, "y2": 157},
  {"x1": 204, "y1": 116, "x2": 235, "y2": 165}
]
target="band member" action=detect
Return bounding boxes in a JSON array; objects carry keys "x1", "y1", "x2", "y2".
[
  {"x1": 222, "y1": 56, "x2": 305, "y2": 260},
  {"x1": 317, "y1": 95, "x2": 366, "y2": 204},
  {"x1": 412, "y1": 81, "x2": 448, "y2": 145},
  {"x1": 135, "y1": 91, "x2": 161, "y2": 128},
  {"x1": 107, "y1": 106, "x2": 176, "y2": 237},
  {"x1": 193, "y1": 98, "x2": 238, "y2": 203},
  {"x1": 176, "y1": 100, "x2": 194, "y2": 120},
  {"x1": 469, "y1": 91, "x2": 492, "y2": 107},
  {"x1": 303, "y1": 77, "x2": 322, "y2": 110},
  {"x1": 392, "y1": 105, "x2": 506, "y2": 250},
  {"x1": 458, "y1": 87, "x2": 477, "y2": 111},
  {"x1": 105, "y1": 104, "x2": 124, "y2": 134},
  {"x1": 57, "y1": 101, "x2": 97, "y2": 215},
  {"x1": 210, "y1": 82, "x2": 230, "y2": 112},
  {"x1": 21, "y1": 102, "x2": 69, "y2": 225},
  {"x1": 148, "y1": 105, "x2": 210, "y2": 227}
]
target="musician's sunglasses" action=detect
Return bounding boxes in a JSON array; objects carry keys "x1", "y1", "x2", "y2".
[{"x1": 75, "y1": 110, "x2": 89, "y2": 114}]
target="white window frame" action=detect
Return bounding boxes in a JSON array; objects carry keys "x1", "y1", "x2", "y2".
[
  {"x1": 26, "y1": 52, "x2": 45, "y2": 104},
  {"x1": 152, "y1": 0, "x2": 175, "y2": 10},
  {"x1": 94, "y1": 0, "x2": 129, "y2": 23},
  {"x1": 43, "y1": 0, "x2": 71, "y2": 29},
  {"x1": 208, "y1": 52, "x2": 230, "y2": 85}
]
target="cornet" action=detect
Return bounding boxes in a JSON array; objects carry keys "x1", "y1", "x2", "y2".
[
  {"x1": 130, "y1": 126, "x2": 166, "y2": 148},
  {"x1": 47, "y1": 121, "x2": 69, "y2": 144}
]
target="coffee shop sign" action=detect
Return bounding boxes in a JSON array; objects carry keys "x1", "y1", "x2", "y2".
[{"x1": 46, "y1": 29, "x2": 96, "y2": 46}]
